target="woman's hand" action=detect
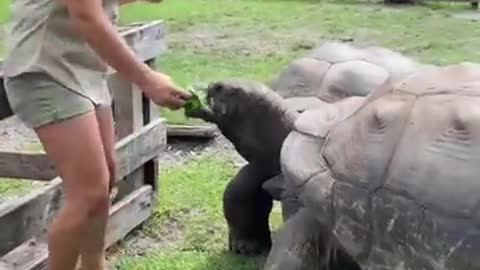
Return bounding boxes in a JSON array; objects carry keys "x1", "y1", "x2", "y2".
[{"x1": 139, "y1": 70, "x2": 191, "y2": 110}]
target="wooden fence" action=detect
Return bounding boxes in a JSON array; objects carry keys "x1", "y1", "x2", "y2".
[{"x1": 0, "y1": 20, "x2": 167, "y2": 269}]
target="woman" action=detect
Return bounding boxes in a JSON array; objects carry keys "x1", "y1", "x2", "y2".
[{"x1": 2, "y1": 0, "x2": 190, "y2": 269}]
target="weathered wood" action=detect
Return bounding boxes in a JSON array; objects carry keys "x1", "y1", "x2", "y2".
[
  {"x1": 0, "y1": 236, "x2": 48, "y2": 270},
  {"x1": 112, "y1": 118, "x2": 166, "y2": 185},
  {"x1": 0, "y1": 118, "x2": 165, "y2": 181},
  {"x1": 105, "y1": 185, "x2": 153, "y2": 247},
  {"x1": 113, "y1": 166, "x2": 145, "y2": 204},
  {"x1": 0, "y1": 152, "x2": 56, "y2": 181},
  {"x1": 110, "y1": 57, "x2": 161, "y2": 203},
  {"x1": 0, "y1": 179, "x2": 62, "y2": 257},
  {"x1": 0, "y1": 118, "x2": 165, "y2": 255},
  {"x1": 108, "y1": 74, "x2": 145, "y2": 140},
  {"x1": 167, "y1": 125, "x2": 218, "y2": 139},
  {"x1": 0, "y1": 185, "x2": 153, "y2": 270},
  {"x1": 108, "y1": 74, "x2": 147, "y2": 202},
  {"x1": 118, "y1": 21, "x2": 167, "y2": 64}
]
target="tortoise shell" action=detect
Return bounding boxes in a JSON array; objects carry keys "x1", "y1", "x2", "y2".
[
  {"x1": 280, "y1": 62, "x2": 480, "y2": 269},
  {"x1": 271, "y1": 42, "x2": 423, "y2": 104}
]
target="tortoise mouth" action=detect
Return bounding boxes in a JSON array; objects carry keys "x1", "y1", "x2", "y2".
[{"x1": 190, "y1": 82, "x2": 215, "y2": 109}]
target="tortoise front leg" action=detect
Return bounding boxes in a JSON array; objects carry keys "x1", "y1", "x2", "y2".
[
  {"x1": 264, "y1": 207, "x2": 361, "y2": 270},
  {"x1": 223, "y1": 162, "x2": 274, "y2": 256}
]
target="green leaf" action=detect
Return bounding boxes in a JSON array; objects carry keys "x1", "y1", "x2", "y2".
[{"x1": 183, "y1": 86, "x2": 208, "y2": 116}]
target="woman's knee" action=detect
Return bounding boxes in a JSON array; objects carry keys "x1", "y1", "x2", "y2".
[
  {"x1": 63, "y1": 166, "x2": 111, "y2": 225},
  {"x1": 83, "y1": 185, "x2": 110, "y2": 218}
]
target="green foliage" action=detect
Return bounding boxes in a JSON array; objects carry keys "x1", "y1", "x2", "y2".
[
  {"x1": 183, "y1": 86, "x2": 209, "y2": 118},
  {"x1": 0, "y1": 178, "x2": 34, "y2": 201},
  {"x1": 0, "y1": 1, "x2": 9, "y2": 24}
]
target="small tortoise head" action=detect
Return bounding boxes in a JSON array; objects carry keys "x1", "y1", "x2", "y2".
[
  {"x1": 206, "y1": 80, "x2": 243, "y2": 117},
  {"x1": 205, "y1": 79, "x2": 275, "y2": 120},
  {"x1": 185, "y1": 78, "x2": 287, "y2": 123},
  {"x1": 188, "y1": 79, "x2": 272, "y2": 122}
]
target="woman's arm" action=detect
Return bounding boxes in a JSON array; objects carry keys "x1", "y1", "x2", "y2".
[
  {"x1": 62, "y1": 0, "x2": 190, "y2": 109},
  {"x1": 63, "y1": 0, "x2": 153, "y2": 88}
]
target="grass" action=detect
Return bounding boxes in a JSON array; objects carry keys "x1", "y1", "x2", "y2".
[
  {"x1": 109, "y1": 153, "x2": 283, "y2": 269},
  {"x1": 0, "y1": 178, "x2": 34, "y2": 201}
]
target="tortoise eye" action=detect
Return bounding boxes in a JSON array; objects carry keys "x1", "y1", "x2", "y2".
[{"x1": 210, "y1": 82, "x2": 224, "y2": 94}]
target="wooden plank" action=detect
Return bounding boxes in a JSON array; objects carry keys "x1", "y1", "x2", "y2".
[
  {"x1": 0, "y1": 118, "x2": 166, "y2": 255},
  {"x1": 108, "y1": 73, "x2": 145, "y2": 140},
  {"x1": 0, "y1": 185, "x2": 153, "y2": 270},
  {"x1": 111, "y1": 118, "x2": 166, "y2": 185},
  {"x1": 113, "y1": 166, "x2": 144, "y2": 204},
  {"x1": 0, "y1": 179, "x2": 62, "y2": 257},
  {"x1": 141, "y1": 59, "x2": 161, "y2": 195},
  {"x1": 105, "y1": 185, "x2": 153, "y2": 247},
  {"x1": 0, "y1": 152, "x2": 56, "y2": 181},
  {"x1": 110, "y1": 57, "x2": 161, "y2": 203},
  {"x1": 108, "y1": 73, "x2": 146, "y2": 203},
  {"x1": 118, "y1": 21, "x2": 167, "y2": 63},
  {"x1": 0, "y1": 236, "x2": 48, "y2": 270},
  {"x1": 167, "y1": 125, "x2": 218, "y2": 139},
  {"x1": 0, "y1": 117, "x2": 166, "y2": 181}
]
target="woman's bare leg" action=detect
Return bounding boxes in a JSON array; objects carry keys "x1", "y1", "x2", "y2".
[
  {"x1": 35, "y1": 111, "x2": 111, "y2": 270},
  {"x1": 79, "y1": 105, "x2": 117, "y2": 269}
]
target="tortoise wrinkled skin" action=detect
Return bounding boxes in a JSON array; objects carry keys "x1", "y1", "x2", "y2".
[{"x1": 275, "y1": 63, "x2": 480, "y2": 270}]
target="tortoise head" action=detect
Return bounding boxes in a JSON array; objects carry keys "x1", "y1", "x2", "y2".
[
  {"x1": 184, "y1": 79, "x2": 249, "y2": 122},
  {"x1": 205, "y1": 80, "x2": 242, "y2": 118},
  {"x1": 204, "y1": 79, "x2": 274, "y2": 120}
]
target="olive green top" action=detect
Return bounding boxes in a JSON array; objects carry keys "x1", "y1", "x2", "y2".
[{"x1": 3, "y1": 0, "x2": 119, "y2": 104}]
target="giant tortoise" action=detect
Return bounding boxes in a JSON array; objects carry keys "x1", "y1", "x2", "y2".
[
  {"x1": 264, "y1": 62, "x2": 480, "y2": 270},
  {"x1": 271, "y1": 42, "x2": 425, "y2": 111}
]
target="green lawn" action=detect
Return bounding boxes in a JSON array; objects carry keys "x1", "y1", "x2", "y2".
[
  {"x1": 1, "y1": 0, "x2": 480, "y2": 269},
  {"x1": 0, "y1": 178, "x2": 35, "y2": 202},
  {"x1": 109, "y1": 153, "x2": 283, "y2": 269}
]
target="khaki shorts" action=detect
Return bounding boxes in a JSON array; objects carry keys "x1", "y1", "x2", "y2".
[{"x1": 4, "y1": 72, "x2": 112, "y2": 129}]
